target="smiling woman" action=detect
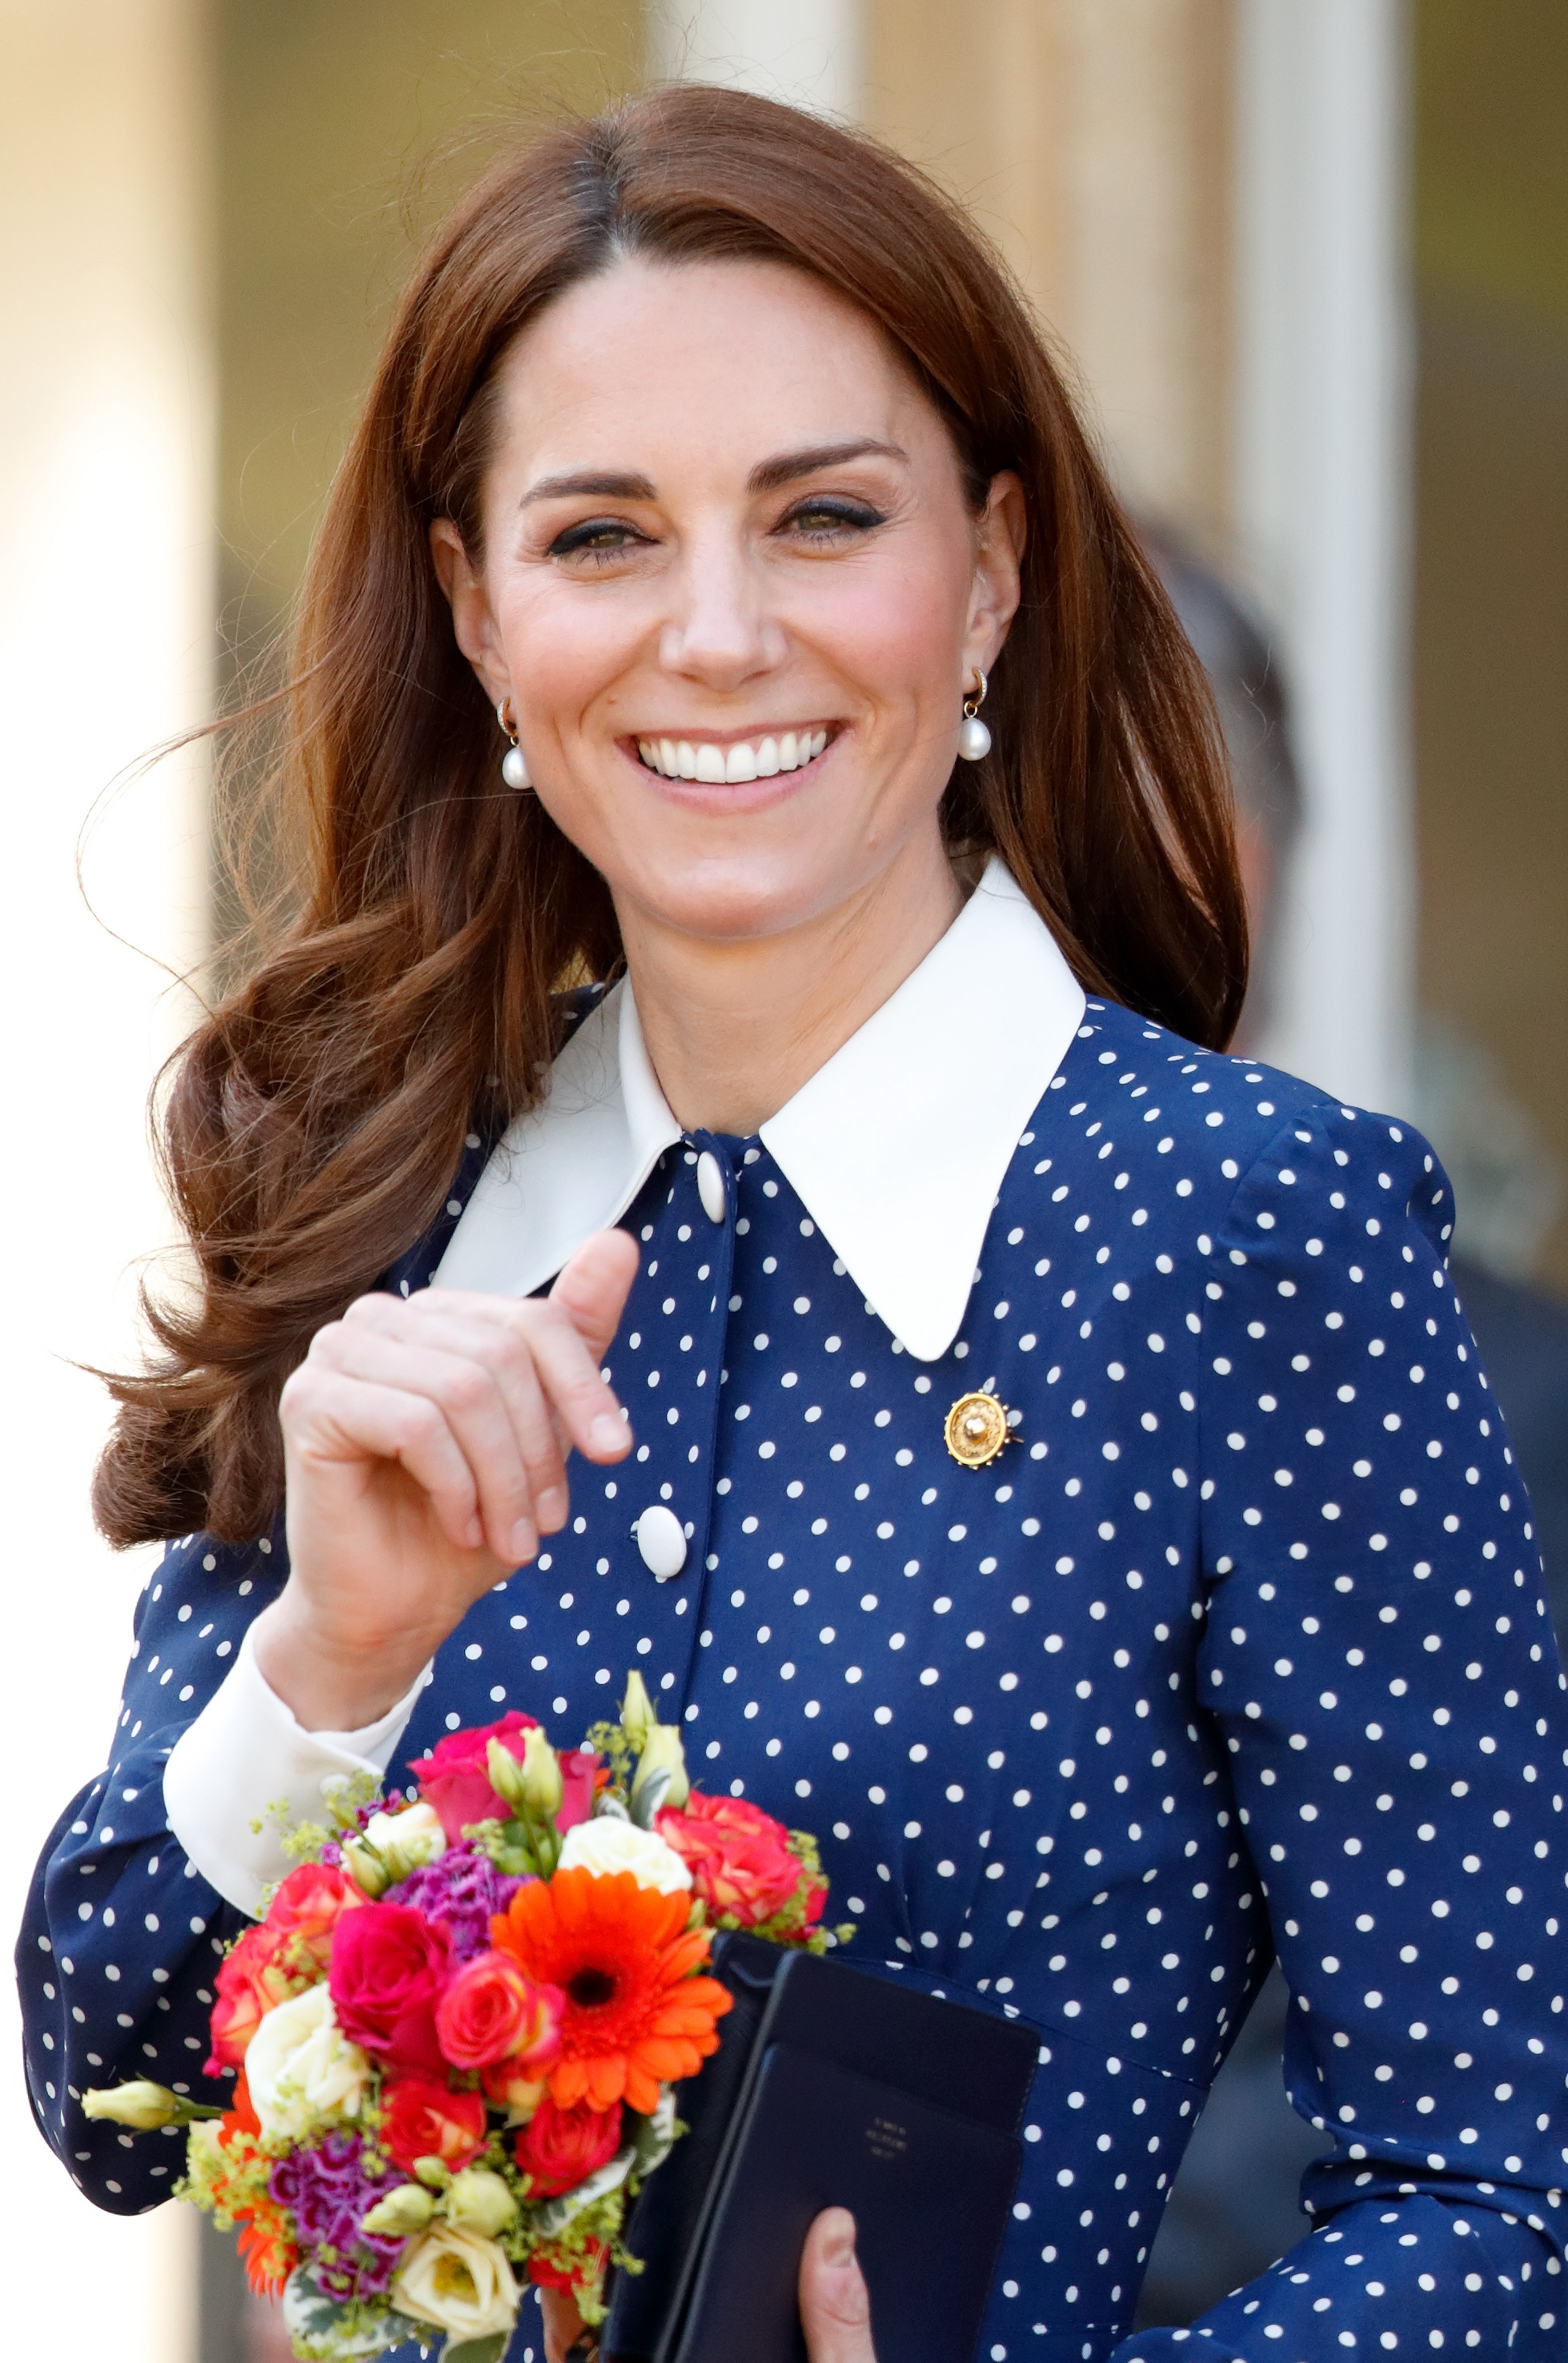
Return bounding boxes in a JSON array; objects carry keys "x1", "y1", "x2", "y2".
[{"x1": 20, "y1": 80, "x2": 1567, "y2": 2363}]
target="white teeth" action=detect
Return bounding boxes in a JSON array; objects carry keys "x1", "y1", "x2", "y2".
[{"x1": 637, "y1": 729, "x2": 830, "y2": 779}]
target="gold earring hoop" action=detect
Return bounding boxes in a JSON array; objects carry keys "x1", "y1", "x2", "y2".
[
  {"x1": 497, "y1": 697, "x2": 532, "y2": 792},
  {"x1": 958, "y1": 668, "x2": 991, "y2": 762}
]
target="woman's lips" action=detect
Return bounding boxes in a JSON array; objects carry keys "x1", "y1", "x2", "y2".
[{"x1": 634, "y1": 727, "x2": 831, "y2": 784}]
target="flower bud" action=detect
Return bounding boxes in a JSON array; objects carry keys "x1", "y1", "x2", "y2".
[
  {"x1": 445, "y1": 2166, "x2": 519, "y2": 2239},
  {"x1": 620, "y1": 1670, "x2": 656, "y2": 1751},
  {"x1": 361, "y1": 2182, "x2": 435, "y2": 2237},
  {"x1": 341, "y1": 1800, "x2": 446, "y2": 1896},
  {"x1": 484, "y1": 1736, "x2": 530, "y2": 1815},
  {"x1": 413, "y1": 2153, "x2": 454, "y2": 2189},
  {"x1": 339, "y1": 1835, "x2": 393, "y2": 1899},
  {"x1": 630, "y1": 1720, "x2": 690, "y2": 1818},
  {"x1": 515, "y1": 1727, "x2": 564, "y2": 1819},
  {"x1": 82, "y1": 2080, "x2": 183, "y2": 2130}
]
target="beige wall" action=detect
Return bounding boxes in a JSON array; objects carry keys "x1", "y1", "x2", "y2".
[
  {"x1": 0, "y1": 2, "x2": 210, "y2": 2354},
  {"x1": 864, "y1": 0, "x2": 1236, "y2": 555},
  {"x1": 215, "y1": 0, "x2": 642, "y2": 656},
  {"x1": 1413, "y1": 0, "x2": 1568, "y2": 1290}
]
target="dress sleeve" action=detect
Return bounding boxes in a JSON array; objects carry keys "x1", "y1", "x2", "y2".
[
  {"x1": 1111, "y1": 1100, "x2": 1568, "y2": 2360},
  {"x1": 163, "y1": 1623, "x2": 426, "y2": 1916},
  {"x1": 14, "y1": 1531, "x2": 283, "y2": 2213}
]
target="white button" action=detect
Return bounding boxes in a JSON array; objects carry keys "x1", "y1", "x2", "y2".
[
  {"x1": 696, "y1": 1149, "x2": 727, "y2": 1225},
  {"x1": 635, "y1": 1504, "x2": 688, "y2": 1581}
]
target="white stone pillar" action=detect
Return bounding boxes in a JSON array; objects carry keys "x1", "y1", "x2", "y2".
[
  {"x1": 646, "y1": 0, "x2": 864, "y2": 122},
  {"x1": 1233, "y1": 0, "x2": 1414, "y2": 1117},
  {"x1": 0, "y1": 2, "x2": 211, "y2": 2353}
]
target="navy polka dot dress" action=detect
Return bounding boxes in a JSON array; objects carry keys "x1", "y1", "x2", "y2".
[{"x1": 18, "y1": 997, "x2": 1568, "y2": 2361}]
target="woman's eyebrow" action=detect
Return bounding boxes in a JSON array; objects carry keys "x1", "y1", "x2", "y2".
[
  {"x1": 748, "y1": 438, "x2": 907, "y2": 492},
  {"x1": 521, "y1": 469, "x2": 656, "y2": 506},
  {"x1": 520, "y1": 440, "x2": 908, "y2": 508}
]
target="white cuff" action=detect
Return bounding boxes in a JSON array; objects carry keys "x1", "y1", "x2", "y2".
[{"x1": 162, "y1": 1625, "x2": 429, "y2": 1919}]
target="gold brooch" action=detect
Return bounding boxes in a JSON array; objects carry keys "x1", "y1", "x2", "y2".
[{"x1": 944, "y1": 1390, "x2": 1016, "y2": 1469}]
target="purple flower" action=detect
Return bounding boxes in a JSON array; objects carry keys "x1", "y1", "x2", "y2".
[
  {"x1": 269, "y1": 2130, "x2": 405, "y2": 2299},
  {"x1": 394, "y1": 1843, "x2": 525, "y2": 1963}
]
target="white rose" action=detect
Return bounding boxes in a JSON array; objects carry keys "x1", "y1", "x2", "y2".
[
  {"x1": 244, "y1": 1982, "x2": 371, "y2": 2140},
  {"x1": 558, "y1": 1815, "x2": 692, "y2": 1892},
  {"x1": 392, "y1": 2225, "x2": 520, "y2": 2341}
]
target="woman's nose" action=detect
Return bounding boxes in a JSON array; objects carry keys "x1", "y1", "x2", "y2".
[{"x1": 658, "y1": 532, "x2": 786, "y2": 688}]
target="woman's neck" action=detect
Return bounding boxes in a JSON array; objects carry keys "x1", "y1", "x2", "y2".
[{"x1": 617, "y1": 832, "x2": 967, "y2": 1136}]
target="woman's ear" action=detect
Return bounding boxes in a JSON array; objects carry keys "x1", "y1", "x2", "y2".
[
  {"x1": 964, "y1": 471, "x2": 1027, "y2": 677},
  {"x1": 429, "y1": 519, "x2": 511, "y2": 710}
]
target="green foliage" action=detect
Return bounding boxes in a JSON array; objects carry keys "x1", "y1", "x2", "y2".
[{"x1": 585, "y1": 1716, "x2": 635, "y2": 1797}]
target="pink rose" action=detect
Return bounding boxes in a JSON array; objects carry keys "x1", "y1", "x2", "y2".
[
  {"x1": 557, "y1": 1747, "x2": 599, "y2": 1833},
  {"x1": 327, "y1": 1901, "x2": 455, "y2": 2072},
  {"x1": 656, "y1": 1793, "x2": 807, "y2": 1926},
  {"x1": 408, "y1": 1711, "x2": 541, "y2": 1843},
  {"x1": 435, "y1": 1950, "x2": 563, "y2": 2073}
]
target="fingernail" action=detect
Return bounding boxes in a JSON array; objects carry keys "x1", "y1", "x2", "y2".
[
  {"x1": 589, "y1": 1412, "x2": 628, "y2": 1455},
  {"x1": 536, "y1": 1486, "x2": 567, "y2": 1531},
  {"x1": 508, "y1": 1518, "x2": 538, "y2": 1563},
  {"x1": 823, "y1": 2225, "x2": 855, "y2": 2269}
]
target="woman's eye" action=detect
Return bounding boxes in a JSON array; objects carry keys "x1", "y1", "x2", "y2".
[
  {"x1": 548, "y1": 519, "x2": 644, "y2": 562},
  {"x1": 782, "y1": 499, "x2": 885, "y2": 541}
]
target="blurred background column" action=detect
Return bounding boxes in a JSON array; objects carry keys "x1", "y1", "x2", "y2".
[
  {"x1": 860, "y1": 0, "x2": 1414, "y2": 1115},
  {"x1": 1233, "y1": 0, "x2": 1414, "y2": 1116},
  {"x1": 0, "y1": 1, "x2": 210, "y2": 2356}
]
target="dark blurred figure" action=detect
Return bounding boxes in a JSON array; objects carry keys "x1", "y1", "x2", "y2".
[{"x1": 1133, "y1": 531, "x2": 1568, "y2": 2332}]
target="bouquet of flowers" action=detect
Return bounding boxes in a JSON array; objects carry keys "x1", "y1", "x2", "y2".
[{"x1": 85, "y1": 1674, "x2": 841, "y2": 2363}]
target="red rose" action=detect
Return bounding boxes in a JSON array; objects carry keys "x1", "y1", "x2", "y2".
[
  {"x1": 529, "y1": 2241, "x2": 608, "y2": 2293},
  {"x1": 264, "y1": 1862, "x2": 363, "y2": 1956},
  {"x1": 208, "y1": 1924, "x2": 296, "y2": 2070},
  {"x1": 408, "y1": 1711, "x2": 540, "y2": 1843},
  {"x1": 435, "y1": 1950, "x2": 563, "y2": 2073},
  {"x1": 513, "y1": 2096, "x2": 623, "y2": 2197},
  {"x1": 208, "y1": 1864, "x2": 366, "y2": 2072},
  {"x1": 380, "y1": 2073, "x2": 487, "y2": 2175},
  {"x1": 656, "y1": 1794, "x2": 805, "y2": 1926},
  {"x1": 328, "y1": 1901, "x2": 455, "y2": 2072}
]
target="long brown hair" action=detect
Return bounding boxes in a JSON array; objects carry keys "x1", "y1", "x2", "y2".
[{"x1": 94, "y1": 82, "x2": 1247, "y2": 1549}]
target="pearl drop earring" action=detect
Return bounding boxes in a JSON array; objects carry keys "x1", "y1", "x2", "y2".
[
  {"x1": 497, "y1": 698, "x2": 532, "y2": 791},
  {"x1": 957, "y1": 668, "x2": 992, "y2": 763}
]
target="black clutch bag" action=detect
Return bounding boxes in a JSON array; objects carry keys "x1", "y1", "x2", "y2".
[{"x1": 600, "y1": 1936, "x2": 1039, "y2": 2363}]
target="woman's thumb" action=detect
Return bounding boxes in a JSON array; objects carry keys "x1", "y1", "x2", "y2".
[
  {"x1": 550, "y1": 1226, "x2": 640, "y2": 1361},
  {"x1": 799, "y1": 2209, "x2": 876, "y2": 2363}
]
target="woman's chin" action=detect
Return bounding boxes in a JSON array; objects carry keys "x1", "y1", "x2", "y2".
[{"x1": 604, "y1": 847, "x2": 860, "y2": 948}]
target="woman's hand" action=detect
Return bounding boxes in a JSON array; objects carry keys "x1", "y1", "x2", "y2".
[
  {"x1": 538, "y1": 2207, "x2": 876, "y2": 2363},
  {"x1": 251, "y1": 1229, "x2": 639, "y2": 1731},
  {"x1": 798, "y1": 2210, "x2": 876, "y2": 2362}
]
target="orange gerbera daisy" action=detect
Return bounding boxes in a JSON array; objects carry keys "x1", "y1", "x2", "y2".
[{"x1": 492, "y1": 1867, "x2": 732, "y2": 2116}]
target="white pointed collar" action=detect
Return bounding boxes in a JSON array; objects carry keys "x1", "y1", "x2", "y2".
[{"x1": 434, "y1": 856, "x2": 1087, "y2": 1360}]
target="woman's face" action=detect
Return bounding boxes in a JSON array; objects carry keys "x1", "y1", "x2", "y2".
[{"x1": 433, "y1": 255, "x2": 1023, "y2": 947}]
